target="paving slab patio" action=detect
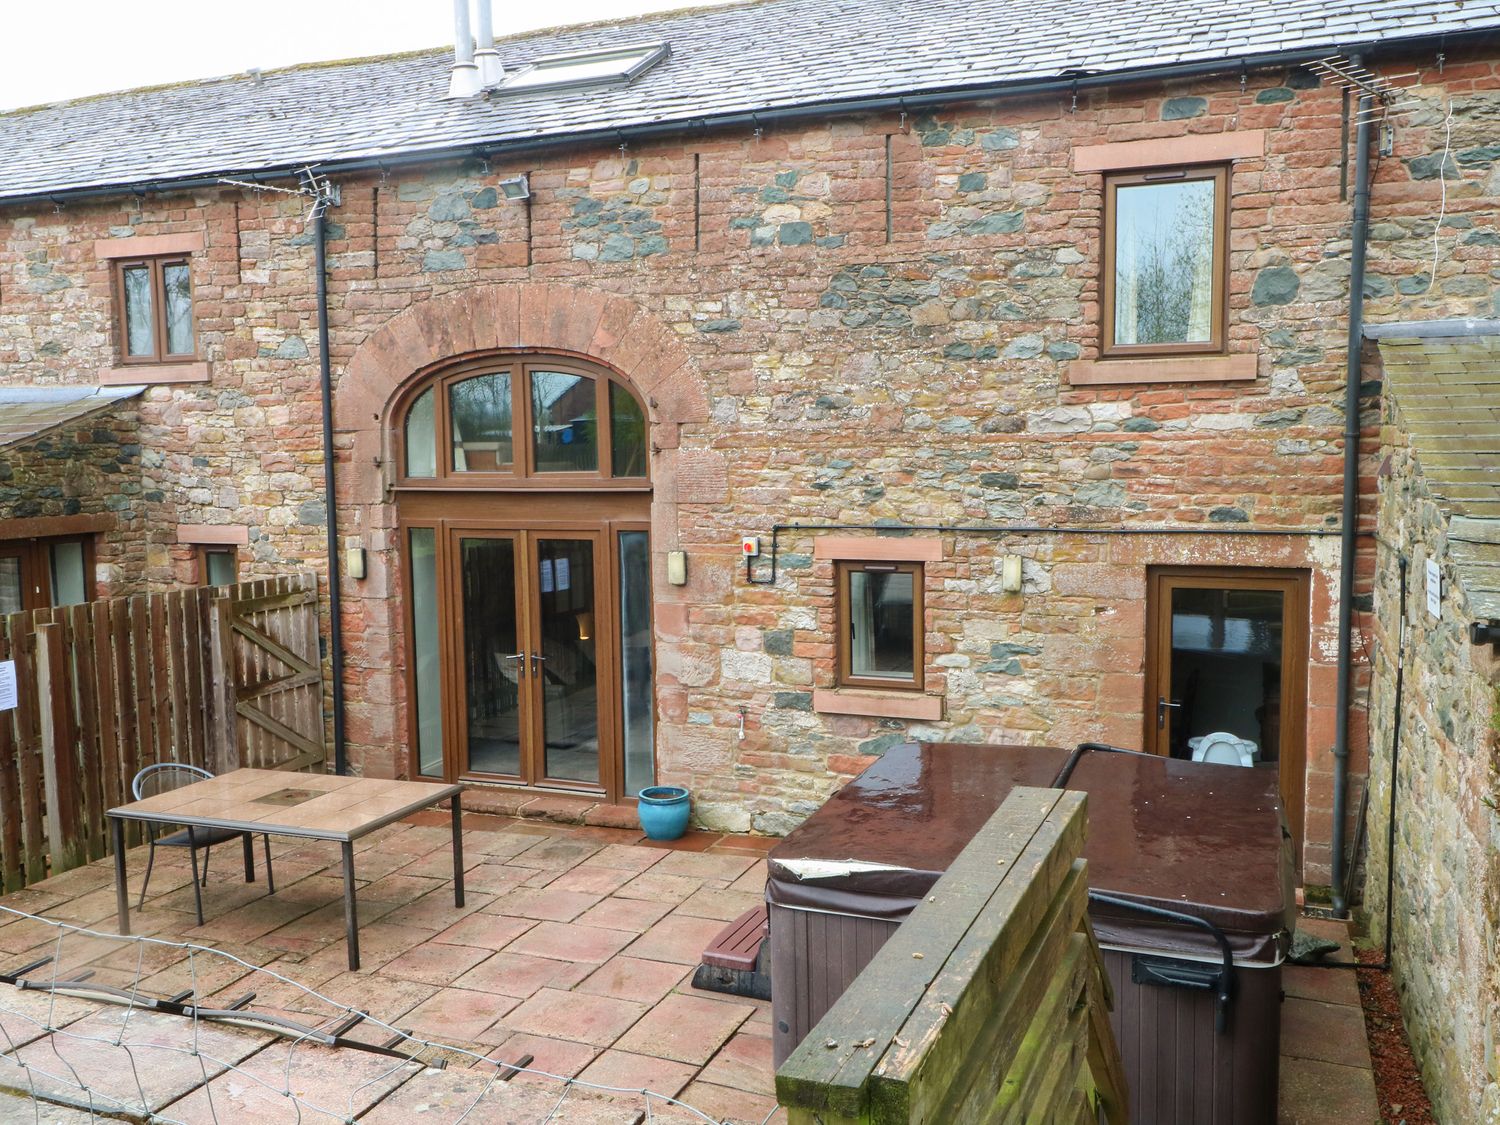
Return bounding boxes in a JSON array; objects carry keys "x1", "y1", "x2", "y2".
[
  {"x1": 0, "y1": 814, "x2": 786, "y2": 1124},
  {"x1": 1278, "y1": 917, "x2": 1381, "y2": 1125},
  {"x1": 0, "y1": 808, "x2": 1382, "y2": 1124}
]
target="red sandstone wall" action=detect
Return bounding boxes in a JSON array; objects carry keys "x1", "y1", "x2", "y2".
[{"x1": 2, "y1": 51, "x2": 1496, "y2": 879}]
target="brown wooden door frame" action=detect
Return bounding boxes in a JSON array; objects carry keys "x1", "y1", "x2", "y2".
[
  {"x1": 0, "y1": 536, "x2": 98, "y2": 612},
  {"x1": 1143, "y1": 566, "x2": 1310, "y2": 870},
  {"x1": 399, "y1": 492, "x2": 651, "y2": 804}
]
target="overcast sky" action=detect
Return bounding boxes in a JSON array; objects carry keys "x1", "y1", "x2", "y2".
[{"x1": 1, "y1": 1, "x2": 721, "y2": 111}]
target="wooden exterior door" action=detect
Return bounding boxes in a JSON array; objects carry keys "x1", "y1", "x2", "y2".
[
  {"x1": 1144, "y1": 567, "x2": 1309, "y2": 867},
  {"x1": 0, "y1": 537, "x2": 94, "y2": 613},
  {"x1": 447, "y1": 528, "x2": 611, "y2": 791},
  {"x1": 401, "y1": 491, "x2": 653, "y2": 803}
]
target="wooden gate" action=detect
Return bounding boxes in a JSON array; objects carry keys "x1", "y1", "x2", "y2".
[
  {"x1": 220, "y1": 572, "x2": 325, "y2": 772},
  {"x1": 0, "y1": 571, "x2": 326, "y2": 893}
]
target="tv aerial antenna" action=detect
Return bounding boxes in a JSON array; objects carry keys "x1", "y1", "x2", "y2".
[{"x1": 1304, "y1": 55, "x2": 1424, "y2": 124}]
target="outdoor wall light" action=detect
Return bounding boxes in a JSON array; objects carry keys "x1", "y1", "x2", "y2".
[
  {"x1": 498, "y1": 174, "x2": 531, "y2": 200},
  {"x1": 1000, "y1": 554, "x2": 1024, "y2": 594},
  {"x1": 345, "y1": 546, "x2": 367, "y2": 580},
  {"x1": 667, "y1": 550, "x2": 688, "y2": 586}
]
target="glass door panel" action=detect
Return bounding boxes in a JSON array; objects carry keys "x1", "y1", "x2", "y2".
[
  {"x1": 48, "y1": 541, "x2": 87, "y2": 606},
  {"x1": 409, "y1": 529, "x2": 444, "y2": 777},
  {"x1": 618, "y1": 530, "x2": 654, "y2": 796},
  {"x1": 1164, "y1": 586, "x2": 1284, "y2": 763},
  {"x1": 458, "y1": 535, "x2": 524, "y2": 777},
  {"x1": 534, "y1": 537, "x2": 600, "y2": 784},
  {"x1": 0, "y1": 553, "x2": 23, "y2": 616}
]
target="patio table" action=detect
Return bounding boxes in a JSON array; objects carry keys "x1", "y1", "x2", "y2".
[{"x1": 108, "y1": 769, "x2": 465, "y2": 970}]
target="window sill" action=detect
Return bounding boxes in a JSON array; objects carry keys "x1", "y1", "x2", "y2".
[
  {"x1": 1065, "y1": 354, "x2": 1256, "y2": 386},
  {"x1": 98, "y1": 362, "x2": 210, "y2": 386},
  {"x1": 812, "y1": 688, "x2": 943, "y2": 721}
]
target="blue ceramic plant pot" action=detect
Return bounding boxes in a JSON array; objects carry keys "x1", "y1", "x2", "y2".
[{"x1": 638, "y1": 785, "x2": 692, "y2": 840}]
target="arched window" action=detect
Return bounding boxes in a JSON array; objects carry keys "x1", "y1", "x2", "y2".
[{"x1": 396, "y1": 357, "x2": 649, "y2": 486}]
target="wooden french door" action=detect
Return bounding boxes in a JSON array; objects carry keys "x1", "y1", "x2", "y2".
[
  {"x1": 400, "y1": 491, "x2": 655, "y2": 803},
  {"x1": 450, "y1": 528, "x2": 610, "y2": 791},
  {"x1": 1144, "y1": 567, "x2": 1310, "y2": 868}
]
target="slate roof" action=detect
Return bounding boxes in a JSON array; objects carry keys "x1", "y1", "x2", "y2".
[
  {"x1": 0, "y1": 385, "x2": 143, "y2": 450},
  {"x1": 1370, "y1": 320, "x2": 1500, "y2": 619},
  {"x1": 4, "y1": 0, "x2": 1500, "y2": 202}
]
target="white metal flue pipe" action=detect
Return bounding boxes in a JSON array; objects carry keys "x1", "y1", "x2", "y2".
[
  {"x1": 474, "y1": 0, "x2": 504, "y2": 87},
  {"x1": 447, "y1": 0, "x2": 481, "y2": 98}
]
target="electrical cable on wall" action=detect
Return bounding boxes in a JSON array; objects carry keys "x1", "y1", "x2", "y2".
[{"x1": 1430, "y1": 99, "x2": 1454, "y2": 293}]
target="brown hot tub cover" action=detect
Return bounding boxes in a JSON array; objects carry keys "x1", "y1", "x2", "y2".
[{"x1": 766, "y1": 742, "x2": 1291, "y2": 966}]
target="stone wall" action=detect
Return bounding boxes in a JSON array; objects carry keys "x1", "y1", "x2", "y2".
[
  {"x1": 0, "y1": 406, "x2": 145, "y2": 594},
  {"x1": 2, "y1": 50, "x2": 1498, "y2": 878},
  {"x1": 1363, "y1": 403, "x2": 1500, "y2": 1122}
]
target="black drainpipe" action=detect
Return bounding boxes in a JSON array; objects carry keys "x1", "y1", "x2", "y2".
[
  {"x1": 313, "y1": 198, "x2": 348, "y2": 776},
  {"x1": 1331, "y1": 86, "x2": 1374, "y2": 915}
]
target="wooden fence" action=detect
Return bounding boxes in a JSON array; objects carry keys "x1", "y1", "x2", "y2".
[
  {"x1": 0, "y1": 572, "x2": 324, "y2": 892},
  {"x1": 776, "y1": 787, "x2": 1128, "y2": 1125}
]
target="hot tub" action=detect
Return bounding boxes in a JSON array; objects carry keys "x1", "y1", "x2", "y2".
[{"x1": 766, "y1": 742, "x2": 1292, "y2": 1125}]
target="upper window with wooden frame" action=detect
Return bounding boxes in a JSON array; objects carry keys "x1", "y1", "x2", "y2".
[
  {"x1": 396, "y1": 356, "x2": 650, "y2": 488},
  {"x1": 836, "y1": 560, "x2": 923, "y2": 691},
  {"x1": 113, "y1": 255, "x2": 196, "y2": 364},
  {"x1": 1102, "y1": 164, "x2": 1227, "y2": 358}
]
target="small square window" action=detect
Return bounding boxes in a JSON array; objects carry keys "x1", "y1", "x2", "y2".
[
  {"x1": 1102, "y1": 165, "x2": 1227, "y2": 357},
  {"x1": 114, "y1": 256, "x2": 196, "y2": 363},
  {"x1": 837, "y1": 561, "x2": 923, "y2": 690},
  {"x1": 199, "y1": 545, "x2": 237, "y2": 587}
]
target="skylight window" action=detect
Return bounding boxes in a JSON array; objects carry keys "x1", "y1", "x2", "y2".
[{"x1": 493, "y1": 42, "x2": 669, "y2": 95}]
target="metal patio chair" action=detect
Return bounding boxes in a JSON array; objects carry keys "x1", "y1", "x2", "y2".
[{"x1": 131, "y1": 763, "x2": 276, "y2": 925}]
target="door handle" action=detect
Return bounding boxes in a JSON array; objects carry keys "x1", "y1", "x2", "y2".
[
  {"x1": 1157, "y1": 697, "x2": 1182, "y2": 729},
  {"x1": 503, "y1": 652, "x2": 527, "y2": 679},
  {"x1": 530, "y1": 653, "x2": 547, "y2": 676}
]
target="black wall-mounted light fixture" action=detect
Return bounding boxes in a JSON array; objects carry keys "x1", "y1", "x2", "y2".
[{"x1": 1469, "y1": 620, "x2": 1500, "y2": 648}]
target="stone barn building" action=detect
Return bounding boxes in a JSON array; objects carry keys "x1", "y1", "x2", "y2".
[{"x1": 2, "y1": 0, "x2": 1498, "y2": 920}]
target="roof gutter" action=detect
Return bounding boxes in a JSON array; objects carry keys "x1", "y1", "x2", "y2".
[{"x1": 1, "y1": 28, "x2": 1488, "y2": 210}]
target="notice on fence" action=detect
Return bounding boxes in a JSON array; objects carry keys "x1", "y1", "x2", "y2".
[{"x1": 0, "y1": 660, "x2": 15, "y2": 712}]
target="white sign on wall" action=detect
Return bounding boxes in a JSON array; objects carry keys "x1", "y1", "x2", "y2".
[
  {"x1": 1426, "y1": 558, "x2": 1442, "y2": 619},
  {"x1": 0, "y1": 660, "x2": 16, "y2": 712}
]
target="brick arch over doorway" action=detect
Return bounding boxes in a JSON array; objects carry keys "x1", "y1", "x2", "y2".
[{"x1": 330, "y1": 282, "x2": 716, "y2": 782}]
